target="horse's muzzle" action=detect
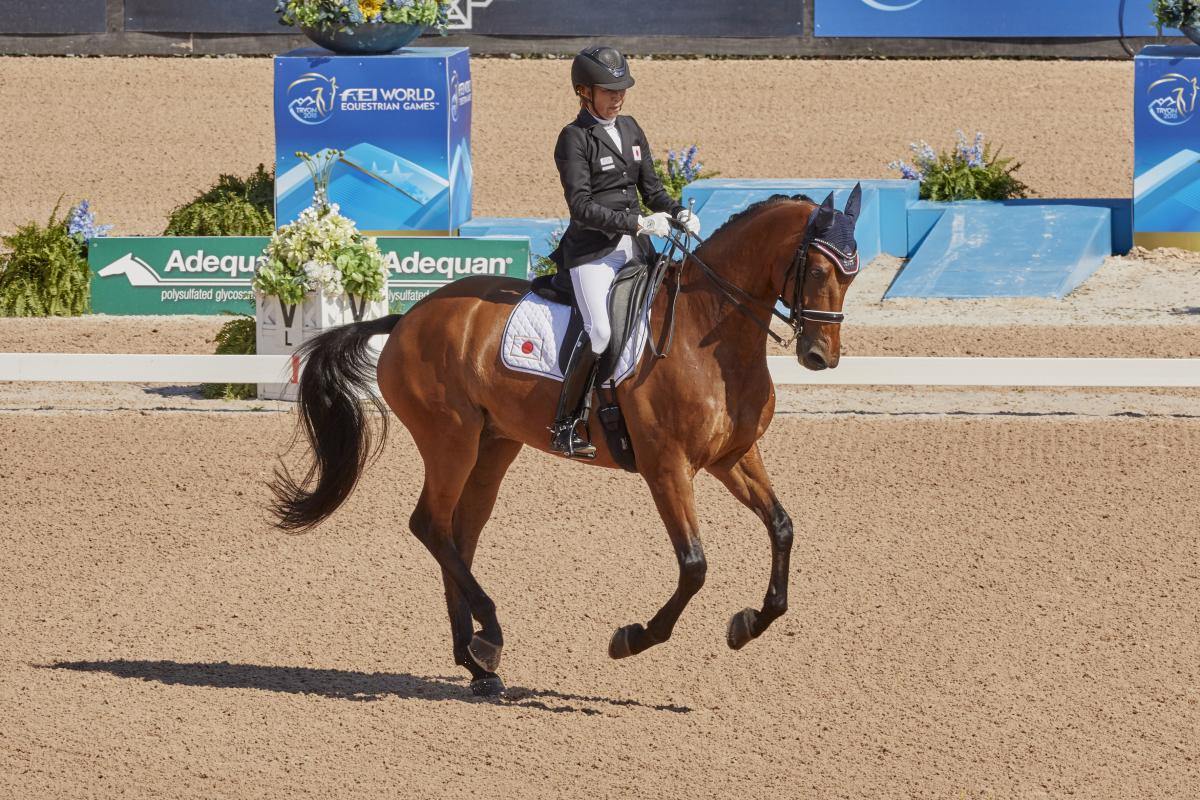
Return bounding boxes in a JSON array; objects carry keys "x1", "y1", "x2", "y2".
[
  {"x1": 802, "y1": 350, "x2": 827, "y2": 371},
  {"x1": 799, "y1": 338, "x2": 840, "y2": 371}
]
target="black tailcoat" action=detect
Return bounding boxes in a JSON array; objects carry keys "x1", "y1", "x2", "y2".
[{"x1": 549, "y1": 109, "x2": 683, "y2": 270}]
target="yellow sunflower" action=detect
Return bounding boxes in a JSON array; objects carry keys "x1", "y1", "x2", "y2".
[{"x1": 359, "y1": 0, "x2": 385, "y2": 19}]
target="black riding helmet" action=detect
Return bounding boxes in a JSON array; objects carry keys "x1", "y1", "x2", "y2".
[{"x1": 571, "y1": 46, "x2": 635, "y2": 91}]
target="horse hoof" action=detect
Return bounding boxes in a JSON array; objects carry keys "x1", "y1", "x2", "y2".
[
  {"x1": 468, "y1": 634, "x2": 503, "y2": 673},
  {"x1": 727, "y1": 608, "x2": 759, "y2": 650},
  {"x1": 470, "y1": 675, "x2": 506, "y2": 697},
  {"x1": 609, "y1": 623, "x2": 644, "y2": 660}
]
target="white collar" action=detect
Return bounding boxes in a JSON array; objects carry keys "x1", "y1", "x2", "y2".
[{"x1": 588, "y1": 109, "x2": 618, "y2": 128}]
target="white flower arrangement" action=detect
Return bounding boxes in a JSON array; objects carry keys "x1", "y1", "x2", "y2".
[{"x1": 252, "y1": 152, "x2": 388, "y2": 307}]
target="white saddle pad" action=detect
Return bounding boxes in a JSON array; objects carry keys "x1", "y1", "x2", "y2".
[{"x1": 500, "y1": 291, "x2": 651, "y2": 387}]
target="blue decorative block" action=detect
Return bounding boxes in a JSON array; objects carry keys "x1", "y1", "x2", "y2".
[
  {"x1": 458, "y1": 217, "x2": 567, "y2": 260},
  {"x1": 680, "y1": 179, "x2": 908, "y2": 267},
  {"x1": 888, "y1": 204, "x2": 1112, "y2": 299}
]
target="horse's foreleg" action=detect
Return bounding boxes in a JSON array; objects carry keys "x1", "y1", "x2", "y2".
[
  {"x1": 609, "y1": 467, "x2": 707, "y2": 660},
  {"x1": 440, "y1": 435, "x2": 522, "y2": 696},
  {"x1": 707, "y1": 444, "x2": 793, "y2": 650}
]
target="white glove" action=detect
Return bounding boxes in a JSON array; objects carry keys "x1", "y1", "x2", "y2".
[
  {"x1": 637, "y1": 212, "x2": 671, "y2": 238},
  {"x1": 676, "y1": 209, "x2": 701, "y2": 236}
]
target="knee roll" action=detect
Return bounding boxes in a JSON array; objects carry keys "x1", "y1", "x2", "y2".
[{"x1": 585, "y1": 318, "x2": 611, "y2": 355}]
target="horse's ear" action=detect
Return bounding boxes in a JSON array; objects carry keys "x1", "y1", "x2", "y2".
[
  {"x1": 821, "y1": 191, "x2": 836, "y2": 211},
  {"x1": 844, "y1": 183, "x2": 863, "y2": 225}
]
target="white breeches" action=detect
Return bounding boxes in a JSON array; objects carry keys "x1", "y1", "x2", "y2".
[{"x1": 569, "y1": 234, "x2": 636, "y2": 355}]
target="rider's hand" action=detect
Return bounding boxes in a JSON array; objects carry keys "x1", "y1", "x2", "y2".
[
  {"x1": 676, "y1": 209, "x2": 701, "y2": 236},
  {"x1": 637, "y1": 212, "x2": 672, "y2": 238}
]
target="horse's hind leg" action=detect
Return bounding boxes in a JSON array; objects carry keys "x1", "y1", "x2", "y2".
[
  {"x1": 707, "y1": 444, "x2": 793, "y2": 650},
  {"x1": 440, "y1": 434, "x2": 522, "y2": 696},
  {"x1": 609, "y1": 464, "x2": 707, "y2": 660},
  {"x1": 408, "y1": 428, "x2": 507, "y2": 683}
]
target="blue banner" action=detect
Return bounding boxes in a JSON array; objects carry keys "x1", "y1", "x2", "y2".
[
  {"x1": 815, "y1": 0, "x2": 1164, "y2": 38},
  {"x1": 274, "y1": 47, "x2": 473, "y2": 235},
  {"x1": 1134, "y1": 46, "x2": 1200, "y2": 245}
]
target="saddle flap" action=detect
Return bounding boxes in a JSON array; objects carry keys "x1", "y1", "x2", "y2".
[{"x1": 600, "y1": 258, "x2": 653, "y2": 377}]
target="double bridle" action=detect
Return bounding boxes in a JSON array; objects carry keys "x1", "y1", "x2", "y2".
[{"x1": 657, "y1": 207, "x2": 857, "y2": 350}]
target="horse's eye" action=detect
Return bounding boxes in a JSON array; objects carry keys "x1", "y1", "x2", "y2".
[{"x1": 810, "y1": 267, "x2": 825, "y2": 279}]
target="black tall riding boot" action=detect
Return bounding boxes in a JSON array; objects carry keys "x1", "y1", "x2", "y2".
[{"x1": 550, "y1": 332, "x2": 601, "y2": 458}]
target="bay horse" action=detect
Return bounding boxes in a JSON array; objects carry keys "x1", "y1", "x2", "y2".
[{"x1": 270, "y1": 186, "x2": 864, "y2": 696}]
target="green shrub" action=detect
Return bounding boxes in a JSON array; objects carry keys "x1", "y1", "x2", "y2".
[
  {"x1": 0, "y1": 197, "x2": 108, "y2": 317},
  {"x1": 201, "y1": 314, "x2": 257, "y2": 400},
  {"x1": 532, "y1": 227, "x2": 564, "y2": 277},
  {"x1": 888, "y1": 131, "x2": 1029, "y2": 201},
  {"x1": 164, "y1": 164, "x2": 276, "y2": 236}
]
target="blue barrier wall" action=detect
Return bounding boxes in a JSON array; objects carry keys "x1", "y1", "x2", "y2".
[
  {"x1": 815, "y1": 0, "x2": 1162, "y2": 38},
  {"x1": 908, "y1": 199, "x2": 1133, "y2": 257},
  {"x1": 682, "y1": 178, "x2": 918, "y2": 263}
]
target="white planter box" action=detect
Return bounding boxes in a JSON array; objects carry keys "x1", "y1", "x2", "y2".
[{"x1": 255, "y1": 291, "x2": 389, "y2": 401}]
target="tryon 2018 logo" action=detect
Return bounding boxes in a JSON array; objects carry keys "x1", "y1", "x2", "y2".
[
  {"x1": 449, "y1": 70, "x2": 472, "y2": 123},
  {"x1": 860, "y1": 0, "x2": 925, "y2": 9},
  {"x1": 287, "y1": 72, "x2": 339, "y2": 126},
  {"x1": 1148, "y1": 73, "x2": 1199, "y2": 126}
]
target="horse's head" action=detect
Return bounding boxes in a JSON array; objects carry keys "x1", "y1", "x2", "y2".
[{"x1": 785, "y1": 185, "x2": 863, "y2": 371}]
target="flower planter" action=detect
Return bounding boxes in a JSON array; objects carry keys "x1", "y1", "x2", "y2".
[
  {"x1": 256, "y1": 291, "x2": 389, "y2": 401},
  {"x1": 1183, "y1": 25, "x2": 1200, "y2": 46},
  {"x1": 301, "y1": 22, "x2": 424, "y2": 54}
]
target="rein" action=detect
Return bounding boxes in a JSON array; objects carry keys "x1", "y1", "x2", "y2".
[{"x1": 656, "y1": 210, "x2": 852, "y2": 352}]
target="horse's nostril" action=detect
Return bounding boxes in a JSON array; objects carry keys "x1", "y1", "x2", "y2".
[{"x1": 805, "y1": 351, "x2": 827, "y2": 370}]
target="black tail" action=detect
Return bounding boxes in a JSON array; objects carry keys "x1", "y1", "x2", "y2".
[{"x1": 269, "y1": 314, "x2": 402, "y2": 532}]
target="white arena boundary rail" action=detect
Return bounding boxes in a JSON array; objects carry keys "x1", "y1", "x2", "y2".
[{"x1": 0, "y1": 354, "x2": 1198, "y2": 388}]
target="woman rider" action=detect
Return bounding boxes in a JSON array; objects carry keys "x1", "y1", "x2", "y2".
[{"x1": 547, "y1": 45, "x2": 702, "y2": 458}]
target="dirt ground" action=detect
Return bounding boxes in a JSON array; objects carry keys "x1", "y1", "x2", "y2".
[
  {"x1": 1, "y1": 412, "x2": 1197, "y2": 800},
  {"x1": 1, "y1": 55, "x2": 1199, "y2": 799}
]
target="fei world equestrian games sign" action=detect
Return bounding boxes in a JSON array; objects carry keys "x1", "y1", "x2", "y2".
[
  {"x1": 89, "y1": 237, "x2": 529, "y2": 316},
  {"x1": 815, "y1": 0, "x2": 1162, "y2": 37}
]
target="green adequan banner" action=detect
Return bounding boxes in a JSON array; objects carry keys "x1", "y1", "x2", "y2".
[{"x1": 88, "y1": 236, "x2": 531, "y2": 315}]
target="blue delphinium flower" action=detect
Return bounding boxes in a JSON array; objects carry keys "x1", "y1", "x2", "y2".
[
  {"x1": 887, "y1": 159, "x2": 924, "y2": 182},
  {"x1": 909, "y1": 141, "x2": 937, "y2": 172},
  {"x1": 66, "y1": 200, "x2": 113, "y2": 242},
  {"x1": 955, "y1": 130, "x2": 986, "y2": 168},
  {"x1": 666, "y1": 145, "x2": 704, "y2": 184}
]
